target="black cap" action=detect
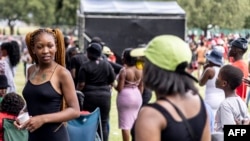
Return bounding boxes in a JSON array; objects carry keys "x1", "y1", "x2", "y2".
[
  {"x1": 91, "y1": 36, "x2": 105, "y2": 48},
  {"x1": 87, "y1": 43, "x2": 102, "y2": 58},
  {"x1": 230, "y1": 37, "x2": 248, "y2": 51},
  {"x1": 0, "y1": 75, "x2": 9, "y2": 89}
]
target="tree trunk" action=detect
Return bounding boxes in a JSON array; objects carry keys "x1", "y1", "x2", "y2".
[
  {"x1": 202, "y1": 28, "x2": 208, "y2": 37},
  {"x1": 8, "y1": 19, "x2": 16, "y2": 35},
  {"x1": 9, "y1": 26, "x2": 14, "y2": 35}
]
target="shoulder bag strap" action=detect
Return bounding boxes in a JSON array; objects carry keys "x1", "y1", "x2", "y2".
[
  {"x1": 162, "y1": 98, "x2": 196, "y2": 141},
  {"x1": 236, "y1": 97, "x2": 247, "y2": 122}
]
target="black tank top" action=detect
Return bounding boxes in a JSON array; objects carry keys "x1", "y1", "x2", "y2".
[
  {"x1": 146, "y1": 96, "x2": 207, "y2": 141},
  {"x1": 22, "y1": 65, "x2": 69, "y2": 141}
]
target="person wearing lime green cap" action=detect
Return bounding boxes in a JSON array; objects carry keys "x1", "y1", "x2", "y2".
[{"x1": 133, "y1": 35, "x2": 211, "y2": 141}]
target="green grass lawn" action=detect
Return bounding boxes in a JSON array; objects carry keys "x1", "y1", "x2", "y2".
[{"x1": 15, "y1": 63, "x2": 26, "y2": 93}]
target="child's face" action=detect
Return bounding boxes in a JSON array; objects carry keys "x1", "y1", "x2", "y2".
[
  {"x1": 0, "y1": 88, "x2": 7, "y2": 97},
  {"x1": 0, "y1": 49, "x2": 7, "y2": 57}
]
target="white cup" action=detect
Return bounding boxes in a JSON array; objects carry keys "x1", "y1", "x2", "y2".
[{"x1": 17, "y1": 112, "x2": 30, "y2": 125}]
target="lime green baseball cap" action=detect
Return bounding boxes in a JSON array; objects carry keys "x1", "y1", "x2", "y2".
[{"x1": 130, "y1": 35, "x2": 197, "y2": 82}]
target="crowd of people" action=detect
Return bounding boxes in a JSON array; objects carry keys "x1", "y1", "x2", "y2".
[
  {"x1": 0, "y1": 28, "x2": 250, "y2": 141},
  {"x1": 188, "y1": 33, "x2": 250, "y2": 140}
]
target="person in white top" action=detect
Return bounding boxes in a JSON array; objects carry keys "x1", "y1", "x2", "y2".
[
  {"x1": 245, "y1": 53, "x2": 250, "y2": 107},
  {"x1": 199, "y1": 48, "x2": 225, "y2": 116},
  {"x1": 214, "y1": 65, "x2": 249, "y2": 132},
  {"x1": 0, "y1": 41, "x2": 21, "y2": 93}
]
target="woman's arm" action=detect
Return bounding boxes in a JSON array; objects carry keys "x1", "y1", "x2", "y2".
[
  {"x1": 76, "y1": 66, "x2": 86, "y2": 91},
  {"x1": 138, "y1": 70, "x2": 144, "y2": 94},
  {"x1": 243, "y1": 77, "x2": 250, "y2": 87},
  {"x1": 107, "y1": 63, "x2": 116, "y2": 85},
  {"x1": 115, "y1": 68, "x2": 125, "y2": 93},
  {"x1": 77, "y1": 82, "x2": 85, "y2": 91},
  {"x1": 201, "y1": 110, "x2": 212, "y2": 141},
  {"x1": 70, "y1": 68, "x2": 76, "y2": 79},
  {"x1": 199, "y1": 67, "x2": 214, "y2": 86},
  {"x1": 41, "y1": 68, "x2": 80, "y2": 122},
  {"x1": 70, "y1": 56, "x2": 77, "y2": 79}
]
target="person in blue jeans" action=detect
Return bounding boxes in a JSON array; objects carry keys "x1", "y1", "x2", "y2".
[{"x1": 204, "y1": 103, "x2": 214, "y2": 132}]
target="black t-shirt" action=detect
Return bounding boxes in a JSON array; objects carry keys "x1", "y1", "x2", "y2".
[
  {"x1": 70, "y1": 53, "x2": 88, "y2": 86},
  {"x1": 101, "y1": 54, "x2": 122, "y2": 75},
  {"x1": 65, "y1": 47, "x2": 74, "y2": 70},
  {"x1": 78, "y1": 59, "x2": 115, "y2": 86},
  {"x1": 142, "y1": 88, "x2": 152, "y2": 105}
]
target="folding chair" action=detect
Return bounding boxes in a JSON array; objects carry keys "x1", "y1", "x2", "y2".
[
  {"x1": 67, "y1": 107, "x2": 103, "y2": 141},
  {"x1": 76, "y1": 90, "x2": 85, "y2": 111}
]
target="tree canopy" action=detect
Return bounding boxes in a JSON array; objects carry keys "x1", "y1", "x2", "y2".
[
  {"x1": 177, "y1": 0, "x2": 250, "y2": 30},
  {"x1": 0, "y1": 0, "x2": 250, "y2": 35},
  {"x1": 55, "y1": 0, "x2": 79, "y2": 26},
  {"x1": 0, "y1": 0, "x2": 29, "y2": 34},
  {"x1": 0, "y1": 0, "x2": 78, "y2": 34},
  {"x1": 120, "y1": 0, "x2": 250, "y2": 30}
]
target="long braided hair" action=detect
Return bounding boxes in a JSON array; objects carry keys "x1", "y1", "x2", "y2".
[
  {"x1": 25, "y1": 28, "x2": 65, "y2": 67},
  {"x1": 0, "y1": 41, "x2": 21, "y2": 67},
  {"x1": 25, "y1": 28, "x2": 66, "y2": 110}
]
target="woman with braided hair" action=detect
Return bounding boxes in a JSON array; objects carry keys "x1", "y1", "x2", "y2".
[
  {"x1": 0, "y1": 41, "x2": 21, "y2": 70},
  {"x1": 15, "y1": 28, "x2": 80, "y2": 141},
  {"x1": 0, "y1": 40, "x2": 21, "y2": 93}
]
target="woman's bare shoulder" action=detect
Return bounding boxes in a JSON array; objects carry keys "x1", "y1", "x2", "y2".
[
  {"x1": 137, "y1": 104, "x2": 167, "y2": 129},
  {"x1": 139, "y1": 106, "x2": 162, "y2": 117},
  {"x1": 27, "y1": 64, "x2": 36, "y2": 74},
  {"x1": 56, "y1": 65, "x2": 71, "y2": 78}
]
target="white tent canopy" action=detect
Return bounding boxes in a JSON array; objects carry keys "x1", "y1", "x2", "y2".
[{"x1": 80, "y1": 0, "x2": 185, "y2": 15}]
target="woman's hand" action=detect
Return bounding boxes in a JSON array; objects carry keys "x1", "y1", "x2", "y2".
[
  {"x1": 235, "y1": 118, "x2": 250, "y2": 125},
  {"x1": 242, "y1": 78, "x2": 250, "y2": 86},
  {"x1": 21, "y1": 115, "x2": 45, "y2": 132},
  {"x1": 13, "y1": 120, "x2": 23, "y2": 130}
]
